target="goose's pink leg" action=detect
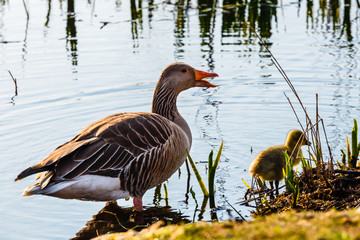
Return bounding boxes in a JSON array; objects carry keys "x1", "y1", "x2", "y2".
[{"x1": 133, "y1": 197, "x2": 143, "y2": 211}]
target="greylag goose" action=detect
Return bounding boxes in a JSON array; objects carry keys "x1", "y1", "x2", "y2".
[
  {"x1": 15, "y1": 63, "x2": 218, "y2": 211},
  {"x1": 249, "y1": 129, "x2": 310, "y2": 195}
]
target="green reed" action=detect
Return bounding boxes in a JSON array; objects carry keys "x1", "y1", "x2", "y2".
[
  {"x1": 283, "y1": 151, "x2": 300, "y2": 208},
  {"x1": 186, "y1": 150, "x2": 209, "y2": 196},
  {"x1": 208, "y1": 142, "x2": 224, "y2": 196},
  {"x1": 186, "y1": 142, "x2": 224, "y2": 197},
  {"x1": 346, "y1": 119, "x2": 359, "y2": 168}
]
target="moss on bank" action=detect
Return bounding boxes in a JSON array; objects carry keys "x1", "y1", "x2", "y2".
[{"x1": 94, "y1": 209, "x2": 360, "y2": 240}]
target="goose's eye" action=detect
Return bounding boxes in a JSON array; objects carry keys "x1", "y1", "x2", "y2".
[{"x1": 181, "y1": 69, "x2": 187, "y2": 73}]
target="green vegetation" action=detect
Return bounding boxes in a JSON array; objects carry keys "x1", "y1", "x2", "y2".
[
  {"x1": 208, "y1": 142, "x2": 223, "y2": 197},
  {"x1": 282, "y1": 151, "x2": 300, "y2": 208},
  {"x1": 94, "y1": 209, "x2": 360, "y2": 240},
  {"x1": 186, "y1": 150, "x2": 208, "y2": 196},
  {"x1": 341, "y1": 119, "x2": 360, "y2": 168},
  {"x1": 186, "y1": 142, "x2": 224, "y2": 198},
  {"x1": 249, "y1": 21, "x2": 360, "y2": 215}
]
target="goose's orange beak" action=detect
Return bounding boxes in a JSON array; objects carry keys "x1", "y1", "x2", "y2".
[{"x1": 194, "y1": 69, "x2": 218, "y2": 88}]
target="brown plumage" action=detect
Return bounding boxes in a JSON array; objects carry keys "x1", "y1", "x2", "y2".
[
  {"x1": 15, "y1": 63, "x2": 218, "y2": 211},
  {"x1": 249, "y1": 129, "x2": 311, "y2": 195}
]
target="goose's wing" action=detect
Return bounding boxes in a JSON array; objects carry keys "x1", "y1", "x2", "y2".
[{"x1": 15, "y1": 113, "x2": 177, "y2": 188}]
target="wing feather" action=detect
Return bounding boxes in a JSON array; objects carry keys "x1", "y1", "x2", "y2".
[{"x1": 16, "y1": 113, "x2": 180, "y2": 196}]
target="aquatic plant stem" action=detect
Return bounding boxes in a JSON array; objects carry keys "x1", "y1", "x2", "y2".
[
  {"x1": 163, "y1": 183, "x2": 169, "y2": 207},
  {"x1": 186, "y1": 150, "x2": 209, "y2": 196},
  {"x1": 8, "y1": 70, "x2": 18, "y2": 96},
  {"x1": 225, "y1": 199, "x2": 246, "y2": 221},
  {"x1": 351, "y1": 119, "x2": 359, "y2": 167},
  {"x1": 208, "y1": 142, "x2": 223, "y2": 196}
]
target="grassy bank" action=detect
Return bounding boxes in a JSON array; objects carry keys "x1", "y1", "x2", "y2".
[{"x1": 94, "y1": 208, "x2": 360, "y2": 240}]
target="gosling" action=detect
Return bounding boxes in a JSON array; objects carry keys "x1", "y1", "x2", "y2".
[{"x1": 249, "y1": 129, "x2": 311, "y2": 195}]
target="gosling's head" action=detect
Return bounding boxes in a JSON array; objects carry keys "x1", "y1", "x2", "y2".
[{"x1": 285, "y1": 129, "x2": 311, "y2": 148}]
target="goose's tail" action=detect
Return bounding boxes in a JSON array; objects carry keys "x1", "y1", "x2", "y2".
[{"x1": 22, "y1": 183, "x2": 41, "y2": 196}]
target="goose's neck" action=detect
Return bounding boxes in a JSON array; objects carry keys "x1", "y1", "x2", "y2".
[
  {"x1": 152, "y1": 85, "x2": 192, "y2": 146},
  {"x1": 286, "y1": 139, "x2": 300, "y2": 151}
]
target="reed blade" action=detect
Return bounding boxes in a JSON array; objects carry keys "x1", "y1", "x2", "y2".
[{"x1": 186, "y1": 150, "x2": 209, "y2": 196}]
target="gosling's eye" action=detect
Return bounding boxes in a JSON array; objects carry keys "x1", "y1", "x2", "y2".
[{"x1": 181, "y1": 69, "x2": 187, "y2": 73}]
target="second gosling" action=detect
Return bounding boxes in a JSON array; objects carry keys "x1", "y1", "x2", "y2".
[{"x1": 249, "y1": 129, "x2": 311, "y2": 195}]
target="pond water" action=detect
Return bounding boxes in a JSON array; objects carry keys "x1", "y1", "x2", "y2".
[{"x1": 0, "y1": 0, "x2": 359, "y2": 239}]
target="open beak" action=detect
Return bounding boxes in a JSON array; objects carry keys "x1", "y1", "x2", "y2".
[{"x1": 194, "y1": 69, "x2": 219, "y2": 88}]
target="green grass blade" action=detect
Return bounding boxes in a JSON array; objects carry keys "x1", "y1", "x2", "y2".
[
  {"x1": 301, "y1": 156, "x2": 310, "y2": 170},
  {"x1": 212, "y1": 141, "x2": 224, "y2": 171},
  {"x1": 293, "y1": 182, "x2": 300, "y2": 208},
  {"x1": 352, "y1": 119, "x2": 358, "y2": 149},
  {"x1": 208, "y1": 149, "x2": 214, "y2": 171},
  {"x1": 186, "y1": 150, "x2": 209, "y2": 196},
  {"x1": 346, "y1": 136, "x2": 352, "y2": 167},
  {"x1": 340, "y1": 149, "x2": 346, "y2": 166},
  {"x1": 308, "y1": 152, "x2": 317, "y2": 166},
  {"x1": 208, "y1": 149, "x2": 214, "y2": 195},
  {"x1": 163, "y1": 183, "x2": 168, "y2": 199},
  {"x1": 208, "y1": 142, "x2": 223, "y2": 196},
  {"x1": 189, "y1": 187, "x2": 198, "y2": 206},
  {"x1": 208, "y1": 166, "x2": 215, "y2": 196},
  {"x1": 351, "y1": 119, "x2": 358, "y2": 166}
]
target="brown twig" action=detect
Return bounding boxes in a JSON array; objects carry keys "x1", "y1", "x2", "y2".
[
  {"x1": 334, "y1": 169, "x2": 360, "y2": 176},
  {"x1": 8, "y1": 70, "x2": 18, "y2": 96},
  {"x1": 225, "y1": 199, "x2": 246, "y2": 221},
  {"x1": 22, "y1": 0, "x2": 29, "y2": 20},
  {"x1": 239, "y1": 185, "x2": 285, "y2": 205},
  {"x1": 283, "y1": 93, "x2": 304, "y2": 130},
  {"x1": 320, "y1": 119, "x2": 334, "y2": 171}
]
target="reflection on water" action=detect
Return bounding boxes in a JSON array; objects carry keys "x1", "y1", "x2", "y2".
[
  {"x1": 67, "y1": 0, "x2": 78, "y2": 67},
  {"x1": 72, "y1": 201, "x2": 190, "y2": 240},
  {"x1": 305, "y1": 0, "x2": 356, "y2": 41},
  {"x1": 130, "y1": 0, "x2": 141, "y2": 44},
  {"x1": 3, "y1": 0, "x2": 355, "y2": 72}
]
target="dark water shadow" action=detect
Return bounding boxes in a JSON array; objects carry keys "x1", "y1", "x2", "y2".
[{"x1": 72, "y1": 201, "x2": 190, "y2": 240}]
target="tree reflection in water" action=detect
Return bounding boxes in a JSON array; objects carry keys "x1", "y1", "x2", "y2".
[{"x1": 27, "y1": 0, "x2": 356, "y2": 78}]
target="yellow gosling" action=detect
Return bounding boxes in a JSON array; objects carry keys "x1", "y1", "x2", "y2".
[{"x1": 249, "y1": 129, "x2": 311, "y2": 195}]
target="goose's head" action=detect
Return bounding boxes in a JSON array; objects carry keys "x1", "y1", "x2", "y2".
[
  {"x1": 286, "y1": 129, "x2": 311, "y2": 148},
  {"x1": 156, "y1": 63, "x2": 218, "y2": 94}
]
